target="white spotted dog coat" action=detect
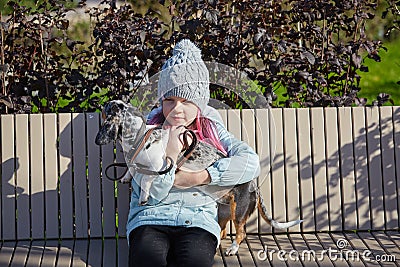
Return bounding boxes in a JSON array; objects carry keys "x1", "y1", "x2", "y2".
[{"x1": 95, "y1": 100, "x2": 225, "y2": 205}]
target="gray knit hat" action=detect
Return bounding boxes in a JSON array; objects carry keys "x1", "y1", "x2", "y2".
[{"x1": 157, "y1": 39, "x2": 210, "y2": 112}]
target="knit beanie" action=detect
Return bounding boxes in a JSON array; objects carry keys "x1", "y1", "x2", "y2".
[{"x1": 157, "y1": 39, "x2": 210, "y2": 112}]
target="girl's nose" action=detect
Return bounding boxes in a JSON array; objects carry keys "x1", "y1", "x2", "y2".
[{"x1": 172, "y1": 100, "x2": 184, "y2": 111}]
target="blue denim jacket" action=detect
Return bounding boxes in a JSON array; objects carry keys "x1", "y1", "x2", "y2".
[{"x1": 126, "y1": 107, "x2": 260, "y2": 245}]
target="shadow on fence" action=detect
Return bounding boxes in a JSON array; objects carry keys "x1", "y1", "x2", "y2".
[{"x1": 263, "y1": 107, "x2": 400, "y2": 232}]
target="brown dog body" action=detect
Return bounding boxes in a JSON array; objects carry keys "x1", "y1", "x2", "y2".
[{"x1": 218, "y1": 180, "x2": 302, "y2": 255}]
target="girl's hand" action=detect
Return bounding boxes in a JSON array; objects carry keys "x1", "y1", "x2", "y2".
[
  {"x1": 165, "y1": 126, "x2": 186, "y2": 162},
  {"x1": 174, "y1": 169, "x2": 211, "y2": 188}
]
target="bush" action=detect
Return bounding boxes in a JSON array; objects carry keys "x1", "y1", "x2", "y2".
[{"x1": 0, "y1": 0, "x2": 397, "y2": 114}]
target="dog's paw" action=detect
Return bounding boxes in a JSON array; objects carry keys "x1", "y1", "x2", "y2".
[
  {"x1": 220, "y1": 229, "x2": 227, "y2": 240},
  {"x1": 138, "y1": 196, "x2": 146, "y2": 206},
  {"x1": 138, "y1": 193, "x2": 150, "y2": 206},
  {"x1": 225, "y1": 241, "x2": 240, "y2": 256},
  {"x1": 120, "y1": 174, "x2": 133, "y2": 184}
]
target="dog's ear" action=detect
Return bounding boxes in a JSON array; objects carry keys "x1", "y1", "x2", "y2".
[
  {"x1": 103, "y1": 102, "x2": 113, "y2": 116},
  {"x1": 103, "y1": 100, "x2": 126, "y2": 116}
]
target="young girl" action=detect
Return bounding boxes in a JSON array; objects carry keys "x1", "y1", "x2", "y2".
[{"x1": 127, "y1": 39, "x2": 260, "y2": 267}]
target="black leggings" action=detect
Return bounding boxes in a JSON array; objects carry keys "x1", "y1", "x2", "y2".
[{"x1": 128, "y1": 225, "x2": 217, "y2": 267}]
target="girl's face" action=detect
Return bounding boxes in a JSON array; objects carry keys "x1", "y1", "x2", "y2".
[{"x1": 162, "y1": 96, "x2": 198, "y2": 126}]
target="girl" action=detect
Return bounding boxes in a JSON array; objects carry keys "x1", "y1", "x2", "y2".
[{"x1": 128, "y1": 39, "x2": 260, "y2": 267}]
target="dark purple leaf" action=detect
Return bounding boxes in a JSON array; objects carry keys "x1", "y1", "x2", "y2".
[{"x1": 301, "y1": 51, "x2": 315, "y2": 65}]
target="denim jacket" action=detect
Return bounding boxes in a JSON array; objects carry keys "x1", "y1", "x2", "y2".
[{"x1": 126, "y1": 106, "x2": 260, "y2": 245}]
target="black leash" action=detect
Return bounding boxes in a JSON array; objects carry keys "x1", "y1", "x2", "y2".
[
  {"x1": 104, "y1": 128, "x2": 197, "y2": 182},
  {"x1": 104, "y1": 156, "x2": 175, "y2": 181}
]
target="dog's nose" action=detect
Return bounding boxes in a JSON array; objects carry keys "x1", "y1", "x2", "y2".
[
  {"x1": 95, "y1": 133, "x2": 103, "y2": 145},
  {"x1": 95, "y1": 131, "x2": 109, "y2": 145}
]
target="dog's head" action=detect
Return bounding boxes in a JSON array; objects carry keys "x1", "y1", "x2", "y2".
[{"x1": 95, "y1": 100, "x2": 145, "y2": 145}]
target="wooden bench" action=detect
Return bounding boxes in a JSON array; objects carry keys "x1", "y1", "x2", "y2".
[{"x1": 1, "y1": 107, "x2": 399, "y2": 266}]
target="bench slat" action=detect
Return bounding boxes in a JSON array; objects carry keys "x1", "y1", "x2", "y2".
[
  {"x1": 245, "y1": 235, "x2": 269, "y2": 266},
  {"x1": 330, "y1": 232, "x2": 357, "y2": 266},
  {"x1": 372, "y1": 232, "x2": 400, "y2": 263},
  {"x1": 116, "y1": 143, "x2": 130, "y2": 238},
  {"x1": 118, "y1": 238, "x2": 129, "y2": 267},
  {"x1": 241, "y1": 109, "x2": 258, "y2": 233},
  {"x1": 357, "y1": 232, "x2": 396, "y2": 266},
  {"x1": 0, "y1": 241, "x2": 15, "y2": 266},
  {"x1": 87, "y1": 239, "x2": 103, "y2": 266},
  {"x1": 73, "y1": 113, "x2": 89, "y2": 238},
  {"x1": 40, "y1": 240, "x2": 58, "y2": 266},
  {"x1": 259, "y1": 234, "x2": 286, "y2": 266},
  {"x1": 341, "y1": 233, "x2": 366, "y2": 266},
  {"x1": 316, "y1": 233, "x2": 351, "y2": 266},
  {"x1": 237, "y1": 238, "x2": 256, "y2": 266},
  {"x1": 380, "y1": 107, "x2": 398, "y2": 230},
  {"x1": 57, "y1": 240, "x2": 73, "y2": 266},
  {"x1": 216, "y1": 109, "x2": 227, "y2": 126},
  {"x1": 366, "y1": 107, "x2": 386, "y2": 229},
  {"x1": 219, "y1": 237, "x2": 242, "y2": 266},
  {"x1": 87, "y1": 113, "x2": 103, "y2": 238},
  {"x1": 10, "y1": 240, "x2": 29, "y2": 266},
  {"x1": 270, "y1": 109, "x2": 288, "y2": 234},
  {"x1": 102, "y1": 142, "x2": 117, "y2": 238},
  {"x1": 338, "y1": 107, "x2": 358, "y2": 230},
  {"x1": 82, "y1": 239, "x2": 98, "y2": 266},
  {"x1": 297, "y1": 108, "x2": 314, "y2": 232},
  {"x1": 290, "y1": 234, "x2": 321, "y2": 266},
  {"x1": 213, "y1": 246, "x2": 226, "y2": 267},
  {"x1": 310, "y1": 108, "x2": 330, "y2": 232},
  {"x1": 58, "y1": 113, "x2": 74, "y2": 239},
  {"x1": 30, "y1": 114, "x2": 45, "y2": 240},
  {"x1": 352, "y1": 107, "x2": 371, "y2": 230},
  {"x1": 283, "y1": 109, "x2": 300, "y2": 232},
  {"x1": 394, "y1": 107, "x2": 400, "y2": 230},
  {"x1": 324, "y1": 108, "x2": 342, "y2": 231},
  {"x1": 386, "y1": 230, "x2": 400, "y2": 250},
  {"x1": 26, "y1": 241, "x2": 46, "y2": 266},
  {"x1": 15, "y1": 115, "x2": 30, "y2": 240},
  {"x1": 343, "y1": 232, "x2": 379, "y2": 266},
  {"x1": 2, "y1": 115, "x2": 16, "y2": 241},
  {"x1": 44, "y1": 114, "x2": 59, "y2": 239},
  {"x1": 104, "y1": 239, "x2": 118, "y2": 266},
  {"x1": 302, "y1": 233, "x2": 335, "y2": 266},
  {"x1": 226, "y1": 109, "x2": 241, "y2": 236},
  {"x1": 217, "y1": 109, "x2": 234, "y2": 236},
  {"x1": 256, "y1": 109, "x2": 273, "y2": 234},
  {"x1": 276, "y1": 234, "x2": 304, "y2": 267},
  {"x1": 74, "y1": 239, "x2": 89, "y2": 267}
]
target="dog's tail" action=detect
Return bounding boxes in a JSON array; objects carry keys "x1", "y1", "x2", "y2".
[{"x1": 256, "y1": 187, "x2": 303, "y2": 229}]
